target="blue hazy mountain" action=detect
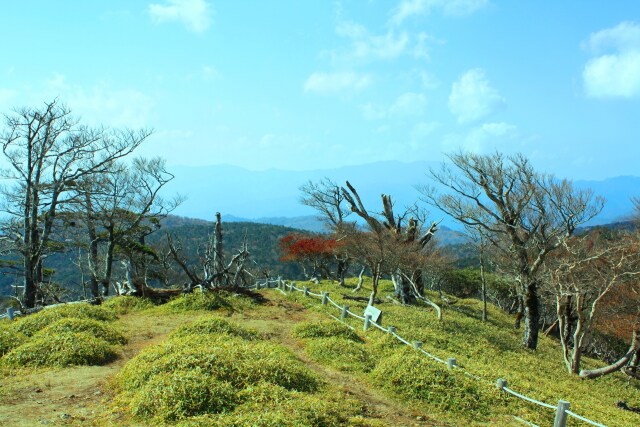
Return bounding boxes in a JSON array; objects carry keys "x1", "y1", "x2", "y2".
[{"x1": 164, "y1": 161, "x2": 639, "y2": 229}]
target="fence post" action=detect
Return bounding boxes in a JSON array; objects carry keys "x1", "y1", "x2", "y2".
[
  {"x1": 256, "y1": 281, "x2": 262, "y2": 290},
  {"x1": 553, "y1": 400, "x2": 570, "y2": 427},
  {"x1": 6, "y1": 307, "x2": 14, "y2": 321},
  {"x1": 341, "y1": 305, "x2": 349, "y2": 319},
  {"x1": 413, "y1": 341, "x2": 423, "y2": 350},
  {"x1": 304, "y1": 287, "x2": 309, "y2": 297},
  {"x1": 364, "y1": 314, "x2": 371, "y2": 331},
  {"x1": 321, "y1": 292, "x2": 328, "y2": 305},
  {"x1": 387, "y1": 326, "x2": 396, "y2": 335},
  {"x1": 447, "y1": 357, "x2": 457, "y2": 369},
  {"x1": 496, "y1": 378, "x2": 507, "y2": 390}
]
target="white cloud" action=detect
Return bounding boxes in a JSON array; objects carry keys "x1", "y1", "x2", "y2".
[
  {"x1": 361, "y1": 92, "x2": 427, "y2": 120},
  {"x1": 335, "y1": 21, "x2": 410, "y2": 62},
  {"x1": 583, "y1": 21, "x2": 640, "y2": 98},
  {"x1": 304, "y1": 71, "x2": 372, "y2": 94},
  {"x1": 443, "y1": 121, "x2": 517, "y2": 153},
  {"x1": 448, "y1": 68, "x2": 505, "y2": 124},
  {"x1": 149, "y1": 0, "x2": 212, "y2": 33},
  {"x1": 389, "y1": 0, "x2": 489, "y2": 26},
  {"x1": 42, "y1": 76, "x2": 155, "y2": 128}
]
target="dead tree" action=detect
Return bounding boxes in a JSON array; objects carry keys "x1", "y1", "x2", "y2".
[
  {"x1": 341, "y1": 181, "x2": 439, "y2": 309},
  {"x1": 167, "y1": 212, "x2": 255, "y2": 290}
]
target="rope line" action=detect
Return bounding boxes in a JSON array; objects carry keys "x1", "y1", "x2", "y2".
[
  {"x1": 252, "y1": 280, "x2": 607, "y2": 427},
  {"x1": 502, "y1": 387, "x2": 557, "y2": 410},
  {"x1": 565, "y1": 410, "x2": 607, "y2": 427}
]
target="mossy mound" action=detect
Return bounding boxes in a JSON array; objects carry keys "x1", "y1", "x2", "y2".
[
  {"x1": 370, "y1": 348, "x2": 492, "y2": 417},
  {"x1": 129, "y1": 369, "x2": 238, "y2": 421},
  {"x1": 13, "y1": 303, "x2": 116, "y2": 337},
  {"x1": 115, "y1": 329, "x2": 322, "y2": 422},
  {"x1": 292, "y1": 320, "x2": 364, "y2": 343},
  {"x1": 305, "y1": 337, "x2": 375, "y2": 373},
  {"x1": 118, "y1": 335, "x2": 319, "y2": 394},
  {"x1": 175, "y1": 382, "x2": 365, "y2": 427},
  {"x1": 170, "y1": 317, "x2": 259, "y2": 341},
  {"x1": 157, "y1": 292, "x2": 233, "y2": 313},
  {"x1": 35, "y1": 318, "x2": 127, "y2": 345},
  {"x1": 102, "y1": 296, "x2": 156, "y2": 314},
  {"x1": 0, "y1": 325, "x2": 27, "y2": 356},
  {"x1": 1, "y1": 331, "x2": 117, "y2": 367}
]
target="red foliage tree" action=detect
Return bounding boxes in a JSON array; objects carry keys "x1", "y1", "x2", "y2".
[{"x1": 279, "y1": 233, "x2": 340, "y2": 280}]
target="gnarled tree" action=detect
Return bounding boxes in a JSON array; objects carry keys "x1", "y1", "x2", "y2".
[
  {"x1": 421, "y1": 151, "x2": 603, "y2": 349},
  {"x1": 0, "y1": 100, "x2": 145, "y2": 307}
]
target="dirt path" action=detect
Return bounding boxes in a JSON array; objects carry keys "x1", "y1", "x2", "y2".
[
  {"x1": 236, "y1": 298, "x2": 449, "y2": 427},
  {"x1": 0, "y1": 312, "x2": 191, "y2": 427}
]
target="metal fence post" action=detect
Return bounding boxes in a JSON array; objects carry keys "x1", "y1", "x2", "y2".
[
  {"x1": 364, "y1": 314, "x2": 371, "y2": 331},
  {"x1": 6, "y1": 307, "x2": 14, "y2": 321},
  {"x1": 553, "y1": 400, "x2": 570, "y2": 427},
  {"x1": 447, "y1": 357, "x2": 457, "y2": 369},
  {"x1": 496, "y1": 378, "x2": 507, "y2": 390},
  {"x1": 304, "y1": 287, "x2": 309, "y2": 296},
  {"x1": 341, "y1": 305, "x2": 349, "y2": 319},
  {"x1": 321, "y1": 292, "x2": 328, "y2": 305}
]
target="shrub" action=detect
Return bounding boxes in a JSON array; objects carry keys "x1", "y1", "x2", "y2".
[
  {"x1": 170, "y1": 317, "x2": 259, "y2": 341},
  {"x1": 305, "y1": 337, "x2": 375, "y2": 373},
  {"x1": 292, "y1": 321, "x2": 363, "y2": 343},
  {"x1": 115, "y1": 334, "x2": 322, "y2": 422},
  {"x1": 13, "y1": 303, "x2": 116, "y2": 337},
  {"x1": 117, "y1": 335, "x2": 319, "y2": 392},
  {"x1": 102, "y1": 296, "x2": 155, "y2": 315},
  {"x1": 370, "y1": 348, "x2": 491, "y2": 417},
  {"x1": 35, "y1": 318, "x2": 127, "y2": 345},
  {"x1": 0, "y1": 326, "x2": 27, "y2": 357},
  {"x1": 130, "y1": 369, "x2": 238, "y2": 421},
  {"x1": 1, "y1": 331, "x2": 117, "y2": 367},
  {"x1": 159, "y1": 292, "x2": 230, "y2": 313}
]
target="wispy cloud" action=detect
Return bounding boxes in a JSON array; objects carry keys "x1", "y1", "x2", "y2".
[
  {"x1": 448, "y1": 68, "x2": 505, "y2": 124},
  {"x1": 149, "y1": 0, "x2": 212, "y2": 33},
  {"x1": 43, "y1": 76, "x2": 155, "y2": 128},
  {"x1": 443, "y1": 121, "x2": 517, "y2": 153},
  {"x1": 389, "y1": 0, "x2": 489, "y2": 26},
  {"x1": 303, "y1": 71, "x2": 372, "y2": 94},
  {"x1": 582, "y1": 21, "x2": 640, "y2": 98},
  {"x1": 361, "y1": 91, "x2": 427, "y2": 120}
]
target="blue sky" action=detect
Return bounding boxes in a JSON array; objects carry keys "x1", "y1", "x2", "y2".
[{"x1": 1, "y1": 0, "x2": 639, "y2": 180}]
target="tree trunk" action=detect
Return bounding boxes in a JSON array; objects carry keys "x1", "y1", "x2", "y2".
[
  {"x1": 513, "y1": 296, "x2": 524, "y2": 330},
  {"x1": 353, "y1": 265, "x2": 365, "y2": 292},
  {"x1": 580, "y1": 330, "x2": 640, "y2": 379},
  {"x1": 522, "y1": 281, "x2": 540, "y2": 349},
  {"x1": 479, "y1": 246, "x2": 487, "y2": 322},
  {"x1": 369, "y1": 265, "x2": 381, "y2": 306},
  {"x1": 336, "y1": 258, "x2": 348, "y2": 286},
  {"x1": 213, "y1": 212, "x2": 224, "y2": 286}
]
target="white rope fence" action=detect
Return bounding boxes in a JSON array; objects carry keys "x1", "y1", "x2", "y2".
[{"x1": 249, "y1": 279, "x2": 610, "y2": 427}]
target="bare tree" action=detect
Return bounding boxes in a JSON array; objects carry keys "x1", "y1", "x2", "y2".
[
  {"x1": 421, "y1": 151, "x2": 603, "y2": 349},
  {"x1": 167, "y1": 213, "x2": 255, "y2": 291},
  {"x1": 547, "y1": 229, "x2": 640, "y2": 377},
  {"x1": 75, "y1": 157, "x2": 180, "y2": 297},
  {"x1": 300, "y1": 178, "x2": 351, "y2": 285},
  {"x1": 0, "y1": 100, "x2": 145, "y2": 307},
  {"x1": 340, "y1": 181, "x2": 438, "y2": 308}
]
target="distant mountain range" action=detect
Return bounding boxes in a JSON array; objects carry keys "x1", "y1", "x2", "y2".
[{"x1": 163, "y1": 161, "x2": 638, "y2": 229}]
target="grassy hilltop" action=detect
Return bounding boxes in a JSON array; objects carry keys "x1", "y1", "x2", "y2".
[{"x1": 0, "y1": 279, "x2": 638, "y2": 426}]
